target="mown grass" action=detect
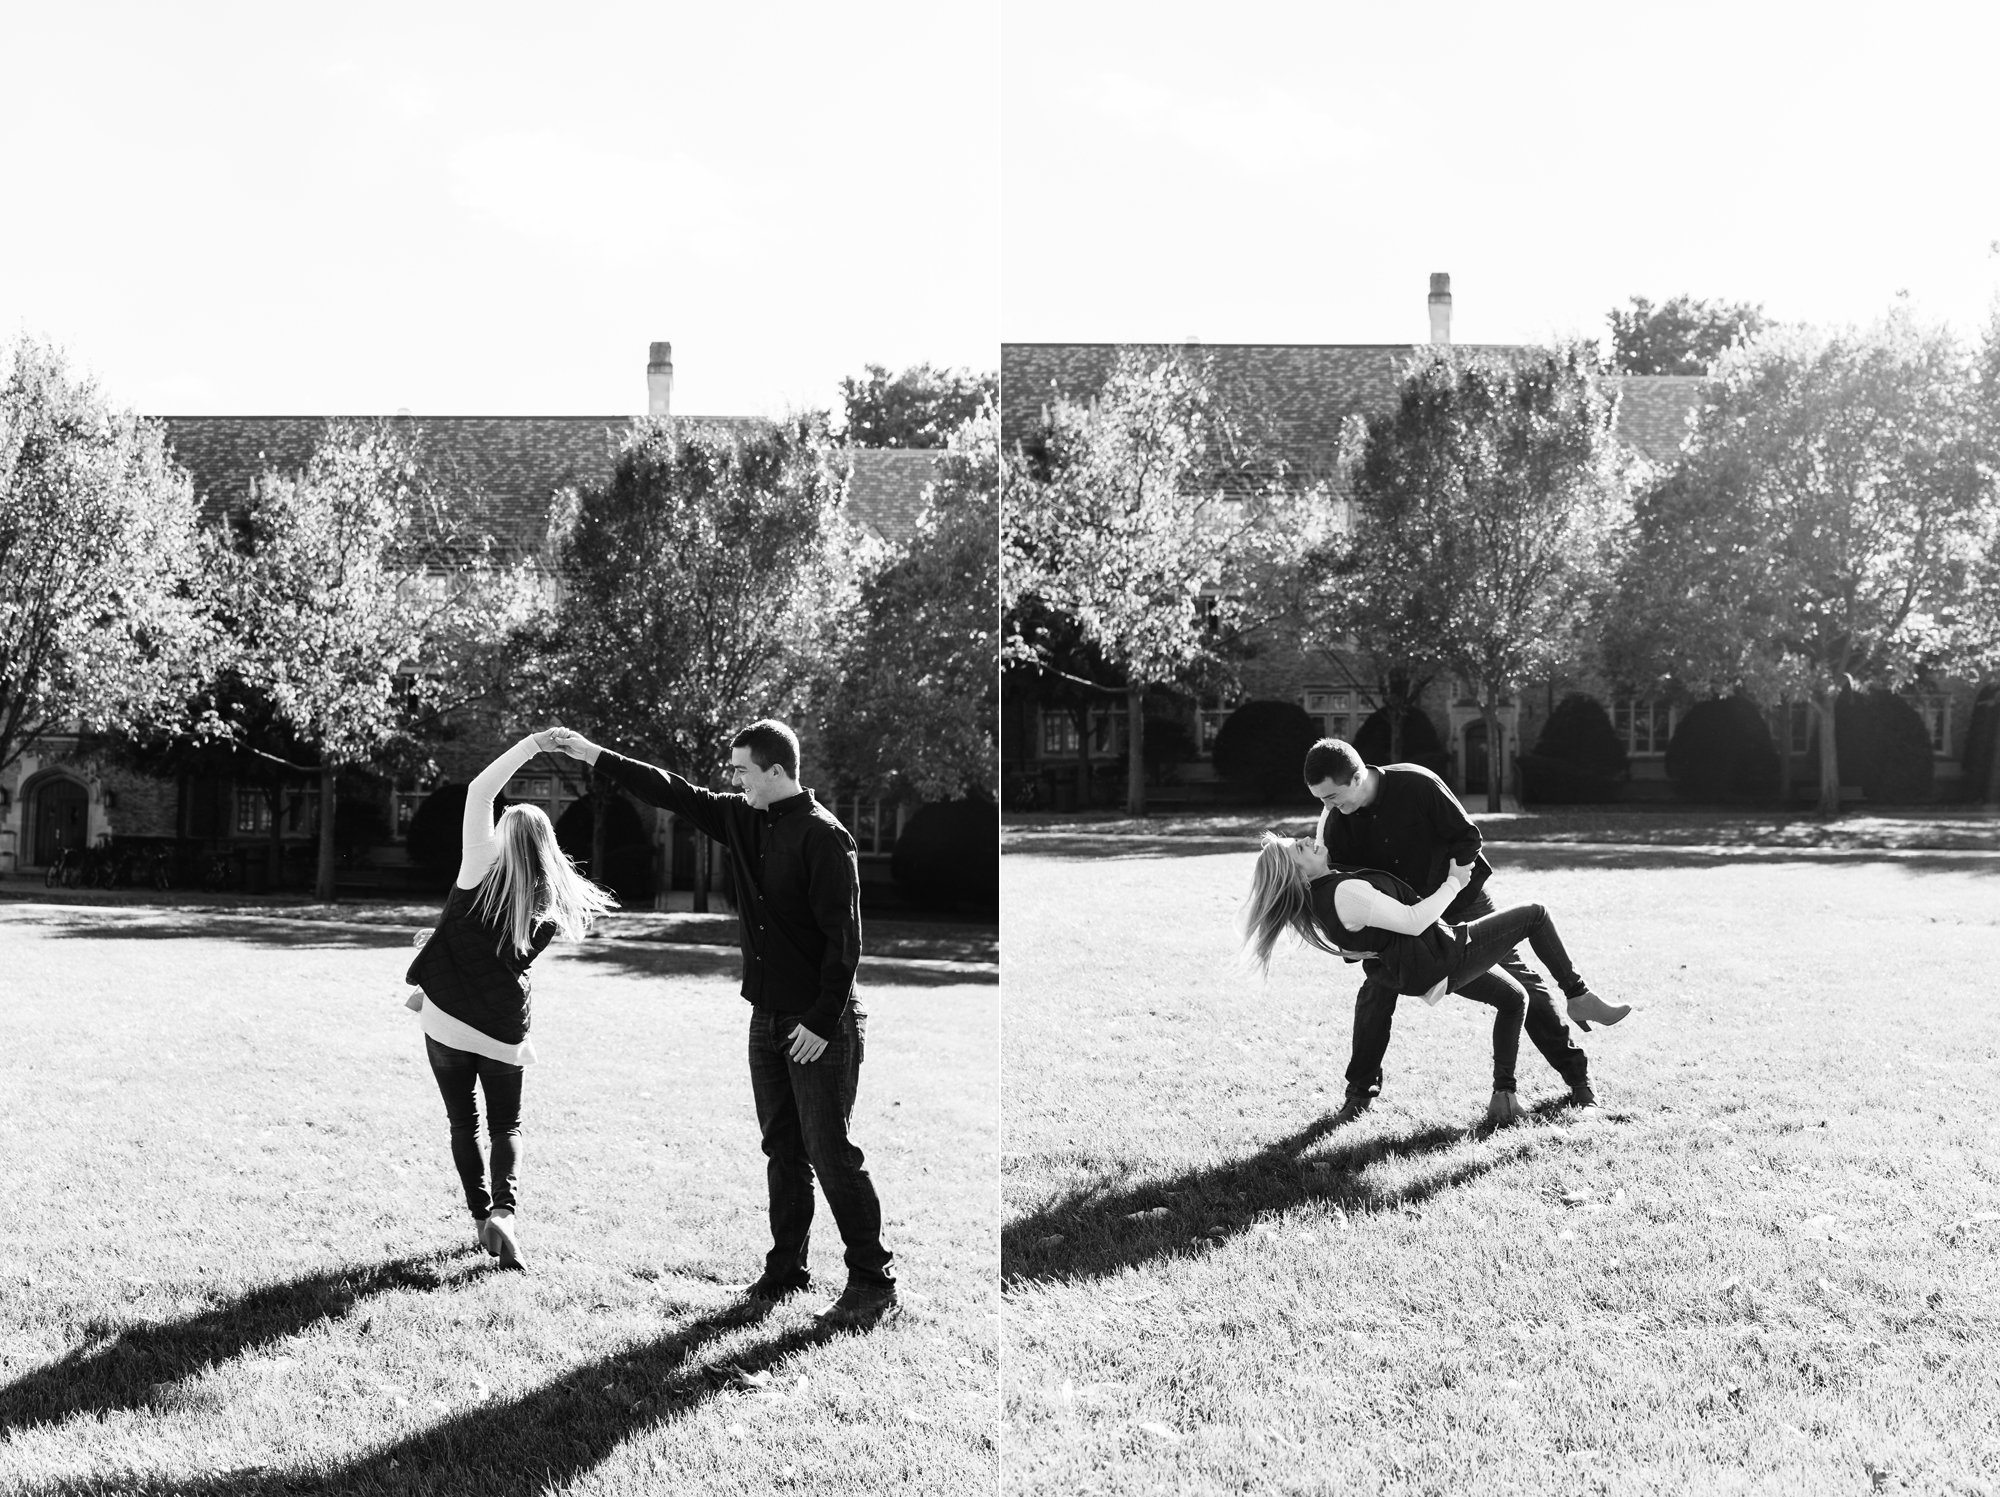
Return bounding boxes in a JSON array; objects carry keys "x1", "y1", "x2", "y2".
[
  {"x1": 0, "y1": 904, "x2": 996, "y2": 1495},
  {"x1": 1001, "y1": 844, "x2": 2000, "y2": 1494}
]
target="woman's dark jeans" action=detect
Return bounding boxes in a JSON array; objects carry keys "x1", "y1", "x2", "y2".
[
  {"x1": 1444, "y1": 903, "x2": 1589, "y2": 1093},
  {"x1": 425, "y1": 1036, "x2": 523, "y2": 1219},
  {"x1": 747, "y1": 1005, "x2": 894, "y2": 1289},
  {"x1": 1343, "y1": 891, "x2": 1592, "y2": 1099}
]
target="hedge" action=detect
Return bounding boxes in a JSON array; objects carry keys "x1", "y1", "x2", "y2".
[
  {"x1": 1664, "y1": 696, "x2": 1780, "y2": 802},
  {"x1": 891, "y1": 799, "x2": 999, "y2": 913},
  {"x1": 1211, "y1": 700, "x2": 1322, "y2": 803}
]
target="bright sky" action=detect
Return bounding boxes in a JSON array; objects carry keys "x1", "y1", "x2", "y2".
[
  {"x1": 0, "y1": 3, "x2": 997, "y2": 418},
  {"x1": 1003, "y1": 1, "x2": 2000, "y2": 350}
]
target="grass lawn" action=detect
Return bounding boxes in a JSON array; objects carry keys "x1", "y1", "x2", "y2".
[
  {"x1": 1001, "y1": 842, "x2": 2000, "y2": 1494},
  {"x1": 0, "y1": 903, "x2": 997, "y2": 1496}
]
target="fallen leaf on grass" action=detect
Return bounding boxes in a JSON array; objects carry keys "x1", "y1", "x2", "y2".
[
  {"x1": 1125, "y1": 1207, "x2": 1170, "y2": 1222},
  {"x1": 1036, "y1": 1234, "x2": 1065, "y2": 1248},
  {"x1": 1137, "y1": 1421, "x2": 1182, "y2": 1443},
  {"x1": 1559, "y1": 1189, "x2": 1593, "y2": 1207},
  {"x1": 727, "y1": 1367, "x2": 772, "y2": 1392},
  {"x1": 1793, "y1": 1214, "x2": 1841, "y2": 1240}
]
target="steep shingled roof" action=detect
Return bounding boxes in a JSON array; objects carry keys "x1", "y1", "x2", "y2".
[
  {"x1": 159, "y1": 415, "x2": 938, "y2": 550},
  {"x1": 999, "y1": 344, "x2": 1706, "y2": 484}
]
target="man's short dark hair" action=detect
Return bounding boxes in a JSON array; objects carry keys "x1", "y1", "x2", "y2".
[
  {"x1": 733, "y1": 719, "x2": 801, "y2": 780},
  {"x1": 1303, "y1": 737, "x2": 1365, "y2": 787}
]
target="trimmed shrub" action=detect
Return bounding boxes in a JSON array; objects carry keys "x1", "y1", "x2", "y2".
[
  {"x1": 1848, "y1": 690, "x2": 1936, "y2": 803},
  {"x1": 1807, "y1": 690, "x2": 1936, "y2": 803},
  {"x1": 1533, "y1": 694, "x2": 1628, "y2": 777},
  {"x1": 555, "y1": 794, "x2": 653, "y2": 904},
  {"x1": 405, "y1": 783, "x2": 512, "y2": 880},
  {"x1": 1519, "y1": 694, "x2": 1627, "y2": 804},
  {"x1": 1961, "y1": 683, "x2": 2000, "y2": 802},
  {"x1": 1353, "y1": 706, "x2": 1446, "y2": 774},
  {"x1": 891, "y1": 799, "x2": 999, "y2": 913},
  {"x1": 1664, "y1": 696, "x2": 1780, "y2": 802},
  {"x1": 1211, "y1": 700, "x2": 1322, "y2": 804}
]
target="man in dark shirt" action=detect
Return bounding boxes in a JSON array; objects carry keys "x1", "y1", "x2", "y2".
[
  {"x1": 1305, "y1": 737, "x2": 1625, "y2": 1122},
  {"x1": 549, "y1": 720, "x2": 896, "y2": 1327}
]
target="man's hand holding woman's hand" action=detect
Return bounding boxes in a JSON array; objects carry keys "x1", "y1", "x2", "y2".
[
  {"x1": 1448, "y1": 859, "x2": 1474, "y2": 889},
  {"x1": 533, "y1": 727, "x2": 601, "y2": 763}
]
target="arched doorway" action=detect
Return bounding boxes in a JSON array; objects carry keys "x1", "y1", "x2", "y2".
[
  {"x1": 31, "y1": 777, "x2": 89, "y2": 866},
  {"x1": 1464, "y1": 721, "x2": 1504, "y2": 796}
]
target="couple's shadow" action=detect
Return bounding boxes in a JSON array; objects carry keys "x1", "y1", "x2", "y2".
[
  {"x1": 4, "y1": 1250, "x2": 834, "y2": 1496},
  {"x1": 1003, "y1": 1095, "x2": 1579, "y2": 1288}
]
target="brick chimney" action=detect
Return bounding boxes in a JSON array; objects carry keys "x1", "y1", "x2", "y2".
[
  {"x1": 1428, "y1": 273, "x2": 1452, "y2": 345},
  {"x1": 647, "y1": 341, "x2": 673, "y2": 415}
]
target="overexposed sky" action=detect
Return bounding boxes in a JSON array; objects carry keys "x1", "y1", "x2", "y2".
[
  {"x1": 0, "y1": 2, "x2": 997, "y2": 417},
  {"x1": 1002, "y1": 1, "x2": 2000, "y2": 349}
]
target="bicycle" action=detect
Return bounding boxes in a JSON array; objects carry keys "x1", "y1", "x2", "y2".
[{"x1": 44, "y1": 846, "x2": 83, "y2": 889}]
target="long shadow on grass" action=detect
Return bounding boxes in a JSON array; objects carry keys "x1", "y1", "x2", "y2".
[
  {"x1": 564, "y1": 941, "x2": 996, "y2": 988},
  {"x1": 39, "y1": 917, "x2": 412, "y2": 949},
  {"x1": 29, "y1": 1306, "x2": 841, "y2": 1497},
  {"x1": 0, "y1": 1251, "x2": 473, "y2": 1436},
  {"x1": 1002, "y1": 1100, "x2": 1570, "y2": 1289},
  {"x1": 1010, "y1": 831, "x2": 2000, "y2": 873}
]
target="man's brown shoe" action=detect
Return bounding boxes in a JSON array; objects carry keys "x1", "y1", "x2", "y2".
[
  {"x1": 1331, "y1": 1094, "x2": 1373, "y2": 1126},
  {"x1": 738, "y1": 1270, "x2": 812, "y2": 1304},
  {"x1": 816, "y1": 1281, "x2": 899, "y2": 1329}
]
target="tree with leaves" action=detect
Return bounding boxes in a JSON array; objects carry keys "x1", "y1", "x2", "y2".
[
  {"x1": 1003, "y1": 347, "x2": 1317, "y2": 816},
  {"x1": 840, "y1": 363, "x2": 999, "y2": 449},
  {"x1": 1607, "y1": 309, "x2": 1992, "y2": 815},
  {"x1": 0, "y1": 336, "x2": 209, "y2": 780},
  {"x1": 1297, "y1": 529, "x2": 1448, "y2": 767},
  {"x1": 1608, "y1": 294, "x2": 1770, "y2": 376},
  {"x1": 1341, "y1": 344, "x2": 1633, "y2": 812},
  {"x1": 518, "y1": 415, "x2": 863, "y2": 910},
  {"x1": 211, "y1": 420, "x2": 536, "y2": 900},
  {"x1": 816, "y1": 409, "x2": 998, "y2": 805}
]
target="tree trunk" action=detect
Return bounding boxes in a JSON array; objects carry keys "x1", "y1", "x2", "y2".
[
  {"x1": 590, "y1": 784, "x2": 610, "y2": 887},
  {"x1": 1776, "y1": 696, "x2": 1794, "y2": 805},
  {"x1": 265, "y1": 781, "x2": 284, "y2": 889},
  {"x1": 315, "y1": 763, "x2": 338, "y2": 902},
  {"x1": 1482, "y1": 695, "x2": 1503, "y2": 815},
  {"x1": 693, "y1": 832, "x2": 710, "y2": 914},
  {"x1": 655, "y1": 810, "x2": 675, "y2": 911},
  {"x1": 1072, "y1": 706, "x2": 1092, "y2": 810},
  {"x1": 1125, "y1": 685, "x2": 1147, "y2": 817},
  {"x1": 1815, "y1": 687, "x2": 1842, "y2": 818},
  {"x1": 1986, "y1": 690, "x2": 2000, "y2": 806},
  {"x1": 1387, "y1": 702, "x2": 1405, "y2": 764}
]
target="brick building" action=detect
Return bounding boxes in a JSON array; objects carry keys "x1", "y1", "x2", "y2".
[
  {"x1": 1001, "y1": 278, "x2": 1989, "y2": 809},
  {"x1": 0, "y1": 344, "x2": 942, "y2": 896}
]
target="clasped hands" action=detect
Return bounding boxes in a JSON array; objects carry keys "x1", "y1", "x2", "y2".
[{"x1": 531, "y1": 727, "x2": 598, "y2": 761}]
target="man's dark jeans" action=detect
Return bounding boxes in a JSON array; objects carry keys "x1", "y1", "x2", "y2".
[
  {"x1": 1343, "y1": 888, "x2": 1590, "y2": 1100},
  {"x1": 748, "y1": 1005, "x2": 894, "y2": 1288},
  {"x1": 425, "y1": 1036, "x2": 523, "y2": 1219}
]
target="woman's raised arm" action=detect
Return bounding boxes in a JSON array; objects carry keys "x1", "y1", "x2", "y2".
[{"x1": 457, "y1": 732, "x2": 552, "y2": 886}]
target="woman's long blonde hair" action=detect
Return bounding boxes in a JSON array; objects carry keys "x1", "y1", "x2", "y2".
[
  {"x1": 1240, "y1": 832, "x2": 1344, "y2": 975},
  {"x1": 471, "y1": 803, "x2": 618, "y2": 956}
]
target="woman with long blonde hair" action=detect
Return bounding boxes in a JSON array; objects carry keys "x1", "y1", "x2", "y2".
[
  {"x1": 405, "y1": 730, "x2": 616, "y2": 1267},
  {"x1": 1241, "y1": 832, "x2": 1625, "y2": 1126}
]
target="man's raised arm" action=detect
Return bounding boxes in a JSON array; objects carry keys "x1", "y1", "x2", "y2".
[{"x1": 548, "y1": 729, "x2": 732, "y2": 843}]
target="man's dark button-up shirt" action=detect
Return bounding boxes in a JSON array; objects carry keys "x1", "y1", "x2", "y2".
[
  {"x1": 1317, "y1": 762, "x2": 1493, "y2": 921},
  {"x1": 595, "y1": 749, "x2": 862, "y2": 1039}
]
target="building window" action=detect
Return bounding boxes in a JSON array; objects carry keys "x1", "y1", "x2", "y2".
[
  {"x1": 236, "y1": 791, "x2": 271, "y2": 835},
  {"x1": 1612, "y1": 699, "x2": 1675, "y2": 756},
  {"x1": 1302, "y1": 689, "x2": 1353, "y2": 741},
  {"x1": 1918, "y1": 696, "x2": 1949, "y2": 754},
  {"x1": 1090, "y1": 707, "x2": 1128, "y2": 757},
  {"x1": 1199, "y1": 711, "x2": 1229, "y2": 753},
  {"x1": 1042, "y1": 714, "x2": 1079, "y2": 757}
]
